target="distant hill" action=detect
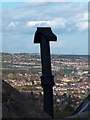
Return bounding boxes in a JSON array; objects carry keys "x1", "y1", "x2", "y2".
[
  {"x1": 1, "y1": 52, "x2": 88, "y2": 57},
  {"x1": 2, "y1": 80, "x2": 51, "y2": 119}
]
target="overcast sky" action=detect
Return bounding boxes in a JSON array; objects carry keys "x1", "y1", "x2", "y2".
[{"x1": 1, "y1": 1, "x2": 89, "y2": 55}]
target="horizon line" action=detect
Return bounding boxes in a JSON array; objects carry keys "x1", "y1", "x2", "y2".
[{"x1": 0, "y1": 52, "x2": 88, "y2": 56}]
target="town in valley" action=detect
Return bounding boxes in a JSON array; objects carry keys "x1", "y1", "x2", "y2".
[{"x1": 1, "y1": 52, "x2": 89, "y2": 118}]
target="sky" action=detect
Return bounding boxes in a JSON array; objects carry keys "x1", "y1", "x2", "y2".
[{"x1": 1, "y1": 1, "x2": 89, "y2": 55}]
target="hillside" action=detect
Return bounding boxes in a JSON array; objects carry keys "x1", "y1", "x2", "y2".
[{"x1": 2, "y1": 80, "x2": 51, "y2": 119}]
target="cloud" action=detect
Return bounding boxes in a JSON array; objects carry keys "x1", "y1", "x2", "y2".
[
  {"x1": 26, "y1": 21, "x2": 51, "y2": 27},
  {"x1": 1, "y1": 0, "x2": 66, "y2": 2},
  {"x1": 74, "y1": 12, "x2": 88, "y2": 22},
  {"x1": 26, "y1": 18, "x2": 66, "y2": 29},
  {"x1": 76, "y1": 21, "x2": 88, "y2": 31},
  {"x1": 2, "y1": 2, "x2": 88, "y2": 38},
  {"x1": 8, "y1": 22, "x2": 19, "y2": 28},
  {"x1": 2, "y1": 0, "x2": 89, "y2": 2},
  {"x1": 2, "y1": 2, "x2": 88, "y2": 54},
  {"x1": 73, "y1": 12, "x2": 88, "y2": 31},
  {"x1": 49, "y1": 18, "x2": 66, "y2": 29},
  {"x1": 82, "y1": 13, "x2": 88, "y2": 21}
]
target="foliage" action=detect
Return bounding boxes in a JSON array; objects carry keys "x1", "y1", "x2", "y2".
[{"x1": 54, "y1": 104, "x2": 75, "y2": 119}]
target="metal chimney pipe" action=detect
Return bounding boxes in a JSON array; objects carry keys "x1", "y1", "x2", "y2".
[{"x1": 34, "y1": 27, "x2": 57, "y2": 118}]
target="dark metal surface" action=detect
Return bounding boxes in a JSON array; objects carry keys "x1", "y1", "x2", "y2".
[
  {"x1": 34, "y1": 27, "x2": 57, "y2": 43},
  {"x1": 40, "y1": 34, "x2": 54, "y2": 117},
  {"x1": 34, "y1": 27, "x2": 57, "y2": 118},
  {"x1": 43, "y1": 86, "x2": 54, "y2": 118}
]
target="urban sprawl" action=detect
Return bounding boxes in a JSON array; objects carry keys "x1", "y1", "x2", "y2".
[{"x1": 1, "y1": 53, "x2": 89, "y2": 118}]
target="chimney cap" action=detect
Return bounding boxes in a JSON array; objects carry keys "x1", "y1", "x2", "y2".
[{"x1": 34, "y1": 27, "x2": 57, "y2": 43}]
